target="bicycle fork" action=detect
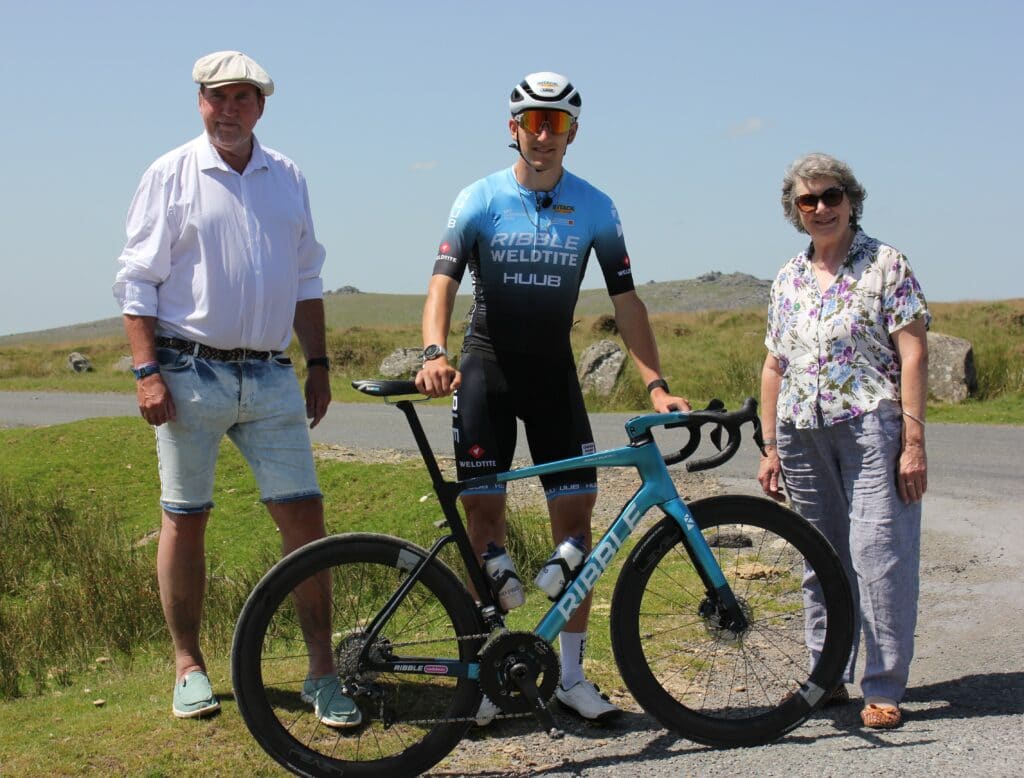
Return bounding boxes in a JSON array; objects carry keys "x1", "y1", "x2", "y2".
[{"x1": 661, "y1": 497, "x2": 749, "y2": 636}]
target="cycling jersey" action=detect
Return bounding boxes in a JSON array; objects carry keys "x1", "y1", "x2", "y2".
[{"x1": 432, "y1": 167, "x2": 635, "y2": 356}]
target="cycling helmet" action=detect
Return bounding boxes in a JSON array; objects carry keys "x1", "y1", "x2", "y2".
[{"x1": 509, "y1": 72, "x2": 582, "y2": 119}]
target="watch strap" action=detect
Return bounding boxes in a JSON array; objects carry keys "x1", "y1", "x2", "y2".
[
  {"x1": 306, "y1": 356, "x2": 330, "y2": 370},
  {"x1": 646, "y1": 378, "x2": 670, "y2": 394},
  {"x1": 132, "y1": 363, "x2": 161, "y2": 381}
]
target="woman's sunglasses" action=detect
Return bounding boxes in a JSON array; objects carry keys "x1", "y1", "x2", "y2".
[
  {"x1": 795, "y1": 186, "x2": 845, "y2": 213},
  {"x1": 514, "y1": 109, "x2": 575, "y2": 135}
]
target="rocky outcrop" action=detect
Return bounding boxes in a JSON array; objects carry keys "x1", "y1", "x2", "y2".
[
  {"x1": 379, "y1": 348, "x2": 425, "y2": 378},
  {"x1": 67, "y1": 352, "x2": 92, "y2": 372},
  {"x1": 927, "y1": 332, "x2": 976, "y2": 403},
  {"x1": 578, "y1": 339, "x2": 626, "y2": 396}
]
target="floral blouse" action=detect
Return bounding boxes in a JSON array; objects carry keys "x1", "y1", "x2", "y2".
[{"x1": 765, "y1": 229, "x2": 930, "y2": 429}]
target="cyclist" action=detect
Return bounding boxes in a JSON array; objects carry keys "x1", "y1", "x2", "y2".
[{"x1": 416, "y1": 71, "x2": 689, "y2": 723}]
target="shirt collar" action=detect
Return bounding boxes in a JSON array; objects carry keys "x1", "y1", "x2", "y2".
[
  {"x1": 802, "y1": 227, "x2": 868, "y2": 266},
  {"x1": 197, "y1": 133, "x2": 269, "y2": 175}
]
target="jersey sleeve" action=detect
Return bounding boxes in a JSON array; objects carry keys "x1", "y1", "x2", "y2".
[
  {"x1": 591, "y1": 197, "x2": 636, "y2": 296},
  {"x1": 431, "y1": 182, "x2": 484, "y2": 282}
]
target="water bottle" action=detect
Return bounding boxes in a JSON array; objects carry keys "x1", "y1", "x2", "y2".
[
  {"x1": 534, "y1": 535, "x2": 587, "y2": 600},
  {"x1": 483, "y1": 542, "x2": 526, "y2": 611}
]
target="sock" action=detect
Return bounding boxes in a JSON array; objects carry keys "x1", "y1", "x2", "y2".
[{"x1": 559, "y1": 631, "x2": 586, "y2": 689}]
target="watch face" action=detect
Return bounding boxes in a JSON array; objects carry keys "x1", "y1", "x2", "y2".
[{"x1": 423, "y1": 345, "x2": 446, "y2": 360}]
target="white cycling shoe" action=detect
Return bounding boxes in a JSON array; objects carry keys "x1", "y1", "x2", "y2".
[{"x1": 555, "y1": 680, "x2": 620, "y2": 722}]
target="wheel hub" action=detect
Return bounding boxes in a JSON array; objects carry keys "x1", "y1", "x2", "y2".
[{"x1": 698, "y1": 597, "x2": 753, "y2": 643}]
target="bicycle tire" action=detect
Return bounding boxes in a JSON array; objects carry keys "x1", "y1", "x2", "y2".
[
  {"x1": 232, "y1": 533, "x2": 485, "y2": 778},
  {"x1": 610, "y1": 495, "x2": 854, "y2": 747}
]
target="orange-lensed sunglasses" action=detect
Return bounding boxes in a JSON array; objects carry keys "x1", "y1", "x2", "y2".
[{"x1": 513, "y1": 109, "x2": 575, "y2": 135}]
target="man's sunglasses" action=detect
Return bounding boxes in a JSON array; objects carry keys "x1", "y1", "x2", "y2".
[
  {"x1": 514, "y1": 109, "x2": 575, "y2": 135},
  {"x1": 795, "y1": 186, "x2": 846, "y2": 213}
]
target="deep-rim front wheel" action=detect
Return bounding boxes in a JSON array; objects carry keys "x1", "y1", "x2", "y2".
[
  {"x1": 610, "y1": 495, "x2": 854, "y2": 747},
  {"x1": 232, "y1": 533, "x2": 485, "y2": 778}
]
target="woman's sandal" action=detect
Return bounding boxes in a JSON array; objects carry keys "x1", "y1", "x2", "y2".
[{"x1": 861, "y1": 703, "x2": 902, "y2": 729}]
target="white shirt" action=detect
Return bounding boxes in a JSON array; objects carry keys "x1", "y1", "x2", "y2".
[{"x1": 113, "y1": 133, "x2": 326, "y2": 351}]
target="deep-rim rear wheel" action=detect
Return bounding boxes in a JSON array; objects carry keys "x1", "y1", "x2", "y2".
[
  {"x1": 232, "y1": 533, "x2": 484, "y2": 778},
  {"x1": 610, "y1": 496, "x2": 854, "y2": 747}
]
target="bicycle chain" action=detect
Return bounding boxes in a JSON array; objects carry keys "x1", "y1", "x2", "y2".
[{"x1": 360, "y1": 630, "x2": 541, "y2": 726}]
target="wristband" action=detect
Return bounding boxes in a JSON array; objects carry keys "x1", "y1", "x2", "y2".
[
  {"x1": 646, "y1": 378, "x2": 670, "y2": 394},
  {"x1": 132, "y1": 362, "x2": 160, "y2": 381},
  {"x1": 306, "y1": 357, "x2": 330, "y2": 370}
]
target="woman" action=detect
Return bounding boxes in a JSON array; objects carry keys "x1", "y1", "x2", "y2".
[{"x1": 757, "y1": 153, "x2": 929, "y2": 730}]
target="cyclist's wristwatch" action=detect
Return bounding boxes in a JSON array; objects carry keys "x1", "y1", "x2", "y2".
[{"x1": 422, "y1": 344, "x2": 448, "y2": 362}]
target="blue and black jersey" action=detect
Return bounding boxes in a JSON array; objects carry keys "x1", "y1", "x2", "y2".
[{"x1": 432, "y1": 167, "x2": 635, "y2": 356}]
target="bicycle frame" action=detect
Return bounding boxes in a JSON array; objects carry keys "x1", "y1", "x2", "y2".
[{"x1": 369, "y1": 398, "x2": 747, "y2": 681}]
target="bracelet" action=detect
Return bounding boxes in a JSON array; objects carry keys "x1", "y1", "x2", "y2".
[
  {"x1": 762, "y1": 438, "x2": 778, "y2": 447},
  {"x1": 902, "y1": 409, "x2": 925, "y2": 426},
  {"x1": 306, "y1": 356, "x2": 330, "y2": 370},
  {"x1": 646, "y1": 378, "x2": 670, "y2": 394}
]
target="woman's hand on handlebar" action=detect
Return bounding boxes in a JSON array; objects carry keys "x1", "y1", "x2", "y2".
[{"x1": 415, "y1": 359, "x2": 461, "y2": 398}]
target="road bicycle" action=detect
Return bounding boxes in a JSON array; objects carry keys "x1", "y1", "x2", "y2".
[{"x1": 232, "y1": 379, "x2": 854, "y2": 777}]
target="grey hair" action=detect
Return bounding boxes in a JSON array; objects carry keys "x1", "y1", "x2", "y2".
[{"x1": 781, "y1": 152, "x2": 867, "y2": 233}]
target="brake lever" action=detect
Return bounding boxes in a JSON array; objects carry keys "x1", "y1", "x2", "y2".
[{"x1": 710, "y1": 424, "x2": 724, "y2": 451}]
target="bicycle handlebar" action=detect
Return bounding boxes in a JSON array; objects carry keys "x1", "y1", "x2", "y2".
[
  {"x1": 351, "y1": 380, "x2": 765, "y2": 471},
  {"x1": 661, "y1": 397, "x2": 764, "y2": 471}
]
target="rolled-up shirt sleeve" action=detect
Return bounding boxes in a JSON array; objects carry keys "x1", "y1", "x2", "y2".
[
  {"x1": 295, "y1": 172, "x2": 326, "y2": 302},
  {"x1": 113, "y1": 166, "x2": 173, "y2": 316}
]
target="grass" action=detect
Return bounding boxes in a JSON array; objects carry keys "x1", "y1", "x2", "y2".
[
  {"x1": 0, "y1": 297, "x2": 1021, "y2": 769},
  {"x1": 1, "y1": 298, "x2": 1020, "y2": 423},
  {"x1": 0, "y1": 416, "x2": 631, "y2": 774}
]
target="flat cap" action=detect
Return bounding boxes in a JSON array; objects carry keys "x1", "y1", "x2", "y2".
[{"x1": 192, "y1": 51, "x2": 274, "y2": 96}]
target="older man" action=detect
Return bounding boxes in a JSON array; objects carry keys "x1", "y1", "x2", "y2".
[{"x1": 113, "y1": 51, "x2": 358, "y2": 727}]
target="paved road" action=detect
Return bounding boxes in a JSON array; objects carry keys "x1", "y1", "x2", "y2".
[{"x1": 2, "y1": 391, "x2": 1022, "y2": 776}]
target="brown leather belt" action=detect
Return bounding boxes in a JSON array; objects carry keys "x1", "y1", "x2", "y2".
[{"x1": 156, "y1": 336, "x2": 282, "y2": 362}]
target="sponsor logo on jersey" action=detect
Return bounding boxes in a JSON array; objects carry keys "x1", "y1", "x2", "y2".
[
  {"x1": 489, "y1": 233, "x2": 580, "y2": 267},
  {"x1": 469, "y1": 444, "x2": 486, "y2": 459},
  {"x1": 582, "y1": 442, "x2": 597, "y2": 455},
  {"x1": 491, "y1": 233, "x2": 580, "y2": 249},
  {"x1": 502, "y1": 272, "x2": 563, "y2": 287},
  {"x1": 617, "y1": 254, "x2": 633, "y2": 277},
  {"x1": 447, "y1": 189, "x2": 471, "y2": 229},
  {"x1": 553, "y1": 203, "x2": 574, "y2": 214}
]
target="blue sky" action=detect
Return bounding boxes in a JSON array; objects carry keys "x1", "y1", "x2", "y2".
[{"x1": 1, "y1": 0, "x2": 1021, "y2": 335}]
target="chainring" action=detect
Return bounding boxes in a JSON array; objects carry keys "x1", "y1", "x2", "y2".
[{"x1": 477, "y1": 630, "x2": 560, "y2": 714}]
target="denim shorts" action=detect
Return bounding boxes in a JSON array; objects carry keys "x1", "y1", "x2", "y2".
[{"x1": 154, "y1": 347, "x2": 322, "y2": 514}]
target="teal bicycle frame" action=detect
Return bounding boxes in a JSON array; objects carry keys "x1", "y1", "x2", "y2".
[{"x1": 459, "y1": 411, "x2": 746, "y2": 646}]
